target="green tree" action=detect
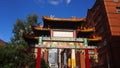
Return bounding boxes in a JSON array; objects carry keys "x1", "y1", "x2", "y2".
[
  {"x1": 0, "y1": 44, "x2": 36, "y2": 68},
  {"x1": 11, "y1": 14, "x2": 39, "y2": 68},
  {"x1": 0, "y1": 14, "x2": 39, "y2": 68},
  {"x1": 0, "y1": 14, "x2": 49, "y2": 68},
  {"x1": 25, "y1": 14, "x2": 39, "y2": 34},
  {"x1": 11, "y1": 19, "x2": 25, "y2": 44},
  {"x1": 11, "y1": 14, "x2": 39, "y2": 45}
]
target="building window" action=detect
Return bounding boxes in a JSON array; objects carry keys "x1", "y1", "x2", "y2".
[
  {"x1": 94, "y1": 22, "x2": 97, "y2": 26},
  {"x1": 116, "y1": 7, "x2": 120, "y2": 13},
  {"x1": 101, "y1": 26, "x2": 104, "y2": 33},
  {"x1": 114, "y1": 0, "x2": 119, "y2": 2},
  {"x1": 96, "y1": 32, "x2": 99, "y2": 36},
  {"x1": 104, "y1": 39, "x2": 107, "y2": 46},
  {"x1": 94, "y1": 19, "x2": 98, "y2": 26},
  {"x1": 98, "y1": 15, "x2": 102, "y2": 21}
]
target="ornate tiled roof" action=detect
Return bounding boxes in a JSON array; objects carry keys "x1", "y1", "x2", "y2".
[
  {"x1": 42, "y1": 16, "x2": 86, "y2": 22},
  {"x1": 42, "y1": 16, "x2": 86, "y2": 29}
]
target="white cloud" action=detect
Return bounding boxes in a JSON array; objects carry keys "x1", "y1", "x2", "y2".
[
  {"x1": 66, "y1": 0, "x2": 71, "y2": 4},
  {"x1": 34, "y1": 0, "x2": 71, "y2": 6},
  {"x1": 48, "y1": 0, "x2": 60, "y2": 5}
]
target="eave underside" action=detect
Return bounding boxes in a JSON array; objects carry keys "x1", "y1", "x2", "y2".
[{"x1": 43, "y1": 20, "x2": 84, "y2": 29}]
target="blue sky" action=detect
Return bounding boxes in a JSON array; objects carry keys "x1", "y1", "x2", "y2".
[{"x1": 0, "y1": 0, "x2": 95, "y2": 42}]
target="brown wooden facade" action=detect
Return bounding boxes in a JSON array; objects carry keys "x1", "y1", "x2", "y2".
[{"x1": 86, "y1": 0, "x2": 120, "y2": 68}]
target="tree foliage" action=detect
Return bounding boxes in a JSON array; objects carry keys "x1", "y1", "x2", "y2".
[
  {"x1": 0, "y1": 14, "x2": 39, "y2": 68},
  {"x1": 11, "y1": 14, "x2": 39, "y2": 45},
  {"x1": 0, "y1": 44, "x2": 35, "y2": 68},
  {"x1": 0, "y1": 14, "x2": 49, "y2": 68}
]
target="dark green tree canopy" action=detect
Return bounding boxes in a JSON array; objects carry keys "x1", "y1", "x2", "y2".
[
  {"x1": 11, "y1": 14, "x2": 40, "y2": 44},
  {"x1": 0, "y1": 14, "x2": 40, "y2": 68},
  {"x1": 0, "y1": 14, "x2": 49, "y2": 68}
]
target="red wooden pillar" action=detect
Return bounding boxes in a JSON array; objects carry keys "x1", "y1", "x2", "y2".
[
  {"x1": 85, "y1": 49, "x2": 90, "y2": 68},
  {"x1": 36, "y1": 47, "x2": 41, "y2": 68}
]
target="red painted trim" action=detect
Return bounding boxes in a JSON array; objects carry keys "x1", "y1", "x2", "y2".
[
  {"x1": 85, "y1": 49, "x2": 90, "y2": 68},
  {"x1": 36, "y1": 47, "x2": 41, "y2": 68}
]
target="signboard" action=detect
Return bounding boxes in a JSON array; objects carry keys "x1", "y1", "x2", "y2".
[{"x1": 53, "y1": 31, "x2": 74, "y2": 37}]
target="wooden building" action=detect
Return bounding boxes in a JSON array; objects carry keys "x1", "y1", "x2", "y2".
[
  {"x1": 24, "y1": 16, "x2": 100, "y2": 68},
  {"x1": 23, "y1": 0, "x2": 120, "y2": 68}
]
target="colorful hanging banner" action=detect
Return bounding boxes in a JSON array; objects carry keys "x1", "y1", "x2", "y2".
[
  {"x1": 68, "y1": 58, "x2": 71, "y2": 68},
  {"x1": 71, "y1": 49, "x2": 76, "y2": 68},
  {"x1": 64, "y1": 53, "x2": 67, "y2": 65}
]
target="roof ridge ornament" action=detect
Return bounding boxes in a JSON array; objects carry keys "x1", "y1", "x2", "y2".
[
  {"x1": 50, "y1": 15, "x2": 54, "y2": 19},
  {"x1": 71, "y1": 16, "x2": 76, "y2": 19}
]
